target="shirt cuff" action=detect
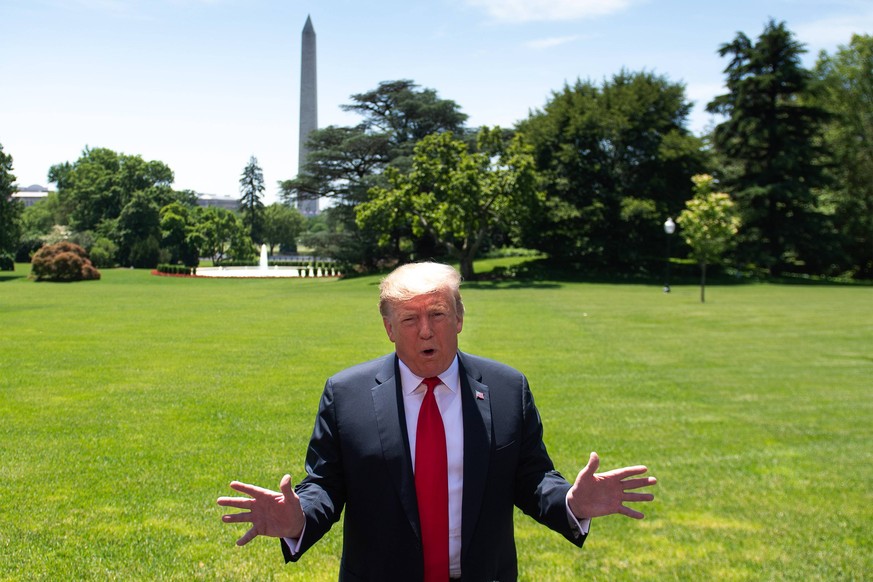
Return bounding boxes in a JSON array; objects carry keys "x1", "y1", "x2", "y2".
[
  {"x1": 565, "y1": 495, "x2": 591, "y2": 537},
  {"x1": 282, "y1": 522, "x2": 306, "y2": 555}
]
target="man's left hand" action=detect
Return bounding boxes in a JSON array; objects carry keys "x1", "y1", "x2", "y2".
[{"x1": 566, "y1": 452, "x2": 657, "y2": 520}]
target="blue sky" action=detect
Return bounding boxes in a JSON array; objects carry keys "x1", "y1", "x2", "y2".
[{"x1": 2, "y1": 0, "x2": 871, "y2": 203}]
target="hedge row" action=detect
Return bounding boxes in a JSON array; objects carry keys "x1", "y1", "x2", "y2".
[
  {"x1": 156, "y1": 264, "x2": 196, "y2": 276},
  {"x1": 216, "y1": 259, "x2": 335, "y2": 269}
]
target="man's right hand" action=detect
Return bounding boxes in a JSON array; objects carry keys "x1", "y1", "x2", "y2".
[{"x1": 217, "y1": 474, "x2": 305, "y2": 545}]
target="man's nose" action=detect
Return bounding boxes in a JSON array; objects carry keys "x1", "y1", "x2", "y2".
[{"x1": 418, "y1": 317, "x2": 433, "y2": 338}]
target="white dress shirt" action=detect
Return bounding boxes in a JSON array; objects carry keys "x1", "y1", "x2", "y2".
[{"x1": 397, "y1": 356, "x2": 464, "y2": 579}]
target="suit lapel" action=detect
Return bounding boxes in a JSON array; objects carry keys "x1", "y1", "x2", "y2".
[
  {"x1": 458, "y1": 353, "x2": 492, "y2": 557},
  {"x1": 371, "y1": 355, "x2": 421, "y2": 537}
]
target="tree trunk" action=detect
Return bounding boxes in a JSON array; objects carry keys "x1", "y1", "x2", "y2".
[
  {"x1": 700, "y1": 261, "x2": 707, "y2": 303},
  {"x1": 459, "y1": 255, "x2": 476, "y2": 281}
]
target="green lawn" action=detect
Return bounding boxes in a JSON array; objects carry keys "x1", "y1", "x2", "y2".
[{"x1": 1, "y1": 263, "x2": 870, "y2": 580}]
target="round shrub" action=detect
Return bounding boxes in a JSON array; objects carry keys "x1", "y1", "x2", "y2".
[{"x1": 31, "y1": 242, "x2": 101, "y2": 282}]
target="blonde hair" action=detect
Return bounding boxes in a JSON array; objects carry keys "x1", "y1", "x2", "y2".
[{"x1": 379, "y1": 262, "x2": 464, "y2": 318}]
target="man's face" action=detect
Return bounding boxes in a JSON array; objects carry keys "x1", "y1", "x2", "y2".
[{"x1": 383, "y1": 290, "x2": 463, "y2": 378}]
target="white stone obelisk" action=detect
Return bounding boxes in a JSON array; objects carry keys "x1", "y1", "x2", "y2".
[{"x1": 297, "y1": 15, "x2": 318, "y2": 215}]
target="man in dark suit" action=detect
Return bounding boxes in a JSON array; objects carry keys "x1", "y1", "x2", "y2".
[{"x1": 218, "y1": 262, "x2": 656, "y2": 581}]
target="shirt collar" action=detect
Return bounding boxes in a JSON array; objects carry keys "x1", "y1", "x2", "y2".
[{"x1": 397, "y1": 354, "x2": 460, "y2": 396}]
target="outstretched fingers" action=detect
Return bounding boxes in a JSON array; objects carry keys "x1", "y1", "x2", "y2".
[
  {"x1": 237, "y1": 526, "x2": 259, "y2": 546},
  {"x1": 216, "y1": 496, "x2": 255, "y2": 510},
  {"x1": 619, "y1": 505, "x2": 646, "y2": 520},
  {"x1": 621, "y1": 476, "x2": 658, "y2": 491}
]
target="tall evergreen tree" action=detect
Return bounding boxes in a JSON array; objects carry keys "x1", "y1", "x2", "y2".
[
  {"x1": 239, "y1": 156, "x2": 266, "y2": 244},
  {"x1": 280, "y1": 80, "x2": 469, "y2": 270},
  {"x1": 707, "y1": 19, "x2": 832, "y2": 275}
]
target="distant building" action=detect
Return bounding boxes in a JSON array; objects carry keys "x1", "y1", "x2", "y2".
[
  {"x1": 196, "y1": 193, "x2": 238, "y2": 211},
  {"x1": 11, "y1": 183, "x2": 239, "y2": 212},
  {"x1": 11, "y1": 184, "x2": 51, "y2": 207}
]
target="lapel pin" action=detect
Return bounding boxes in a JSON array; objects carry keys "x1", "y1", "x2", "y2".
[{"x1": 475, "y1": 391, "x2": 485, "y2": 400}]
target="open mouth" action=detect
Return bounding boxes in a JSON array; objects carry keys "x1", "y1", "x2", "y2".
[{"x1": 422, "y1": 349, "x2": 436, "y2": 356}]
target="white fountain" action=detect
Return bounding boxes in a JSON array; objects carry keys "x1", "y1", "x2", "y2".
[
  {"x1": 195, "y1": 244, "x2": 327, "y2": 278},
  {"x1": 259, "y1": 243, "x2": 269, "y2": 270}
]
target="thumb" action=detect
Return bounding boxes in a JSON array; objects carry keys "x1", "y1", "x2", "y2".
[
  {"x1": 580, "y1": 451, "x2": 600, "y2": 478},
  {"x1": 280, "y1": 474, "x2": 295, "y2": 499}
]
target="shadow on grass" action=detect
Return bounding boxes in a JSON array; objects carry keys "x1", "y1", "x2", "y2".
[
  {"x1": 0, "y1": 272, "x2": 28, "y2": 283},
  {"x1": 473, "y1": 258, "x2": 873, "y2": 288},
  {"x1": 297, "y1": 257, "x2": 872, "y2": 289}
]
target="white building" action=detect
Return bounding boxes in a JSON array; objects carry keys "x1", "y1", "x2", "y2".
[
  {"x1": 11, "y1": 184, "x2": 51, "y2": 207},
  {"x1": 195, "y1": 193, "x2": 238, "y2": 211}
]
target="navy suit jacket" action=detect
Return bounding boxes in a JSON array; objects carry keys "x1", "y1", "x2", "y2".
[{"x1": 282, "y1": 351, "x2": 586, "y2": 581}]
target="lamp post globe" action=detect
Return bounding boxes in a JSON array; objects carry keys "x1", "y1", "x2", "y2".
[{"x1": 663, "y1": 217, "x2": 675, "y2": 292}]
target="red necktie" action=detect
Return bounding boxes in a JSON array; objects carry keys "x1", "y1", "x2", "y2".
[{"x1": 415, "y1": 376, "x2": 449, "y2": 582}]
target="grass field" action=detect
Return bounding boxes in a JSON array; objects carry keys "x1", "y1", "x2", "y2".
[{"x1": 1, "y1": 262, "x2": 870, "y2": 581}]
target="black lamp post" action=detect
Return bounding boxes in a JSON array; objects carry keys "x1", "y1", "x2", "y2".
[{"x1": 663, "y1": 217, "x2": 675, "y2": 293}]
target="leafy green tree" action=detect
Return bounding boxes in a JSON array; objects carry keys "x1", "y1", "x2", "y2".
[
  {"x1": 518, "y1": 70, "x2": 706, "y2": 271},
  {"x1": 239, "y1": 156, "x2": 265, "y2": 243},
  {"x1": 88, "y1": 237, "x2": 118, "y2": 269},
  {"x1": 262, "y1": 203, "x2": 305, "y2": 255},
  {"x1": 357, "y1": 128, "x2": 541, "y2": 280},
  {"x1": 812, "y1": 34, "x2": 873, "y2": 278},
  {"x1": 160, "y1": 202, "x2": 200, "y2": 267},
  {"x1": 677, "y1": 175, "x2": 741, "y2": 302},
  {"x1": 49, "y1": 147, "x2": 174, "y2": 233},
  {"x1": 20, "y1": 193, "x2": 62, "y2": 236},
  {"x1": 0, "y1": 143, "x2": 23, "y2": 266},
  {"x1": 115, "y1": 189, "x2": 162, "y2": 268},
  {"x1": 707, "y1": 19, "x2": 832, "y2": 275},
  {"x1": 196, "y1": 206, "x2": 247, "y2": 264}
]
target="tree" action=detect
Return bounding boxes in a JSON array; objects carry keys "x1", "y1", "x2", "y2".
[
  {"x1": 262, "y1": 203, "x2": 305, "y2": 255},
  {"x1": 0, "y1": 143, "x2": 23, "y2": 267},
  {"x1": 812, "y1": 34, "x2": 873, "y2": 278},
  {"x1": 707, "y1": 20, "x2": 831, "y2": 275},
  {"x1": 281, "y1": 125, "x2": 392, "y2": 207},
  {"x1": 196, "y1": 206, "x2": 248, "y2": 264},
  {"x1": 677, "y1": 175, "x2": 741, "y2": 303},
  {"x1": 115, "y1": 189, "x2": 162, "y2": 268},
  {"x1": 49, "y1": 147, "x2": 174, "y2": 233},
  {"x1": 280, "y1": 80, "x2": 470, "y2": 270},
  {"x1": 239, "y1": 156, "x2": 265, "y2": 243},
  {"x1": 160, "y1": 202, "x2": 201, "y2": 267},
  {"x1": 343, "y1": 79, "x2": 468, "y2": 156},
  {"x1": 518, "y1": 70, "x2": 706, "y2": 271},
  {"x1": 357, "y1": 128, "x2": 541, "y2": 280}
]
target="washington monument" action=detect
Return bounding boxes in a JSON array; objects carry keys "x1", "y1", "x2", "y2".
[{"x1": 297, "y1": 15, "x2": 318, "y2": 215}]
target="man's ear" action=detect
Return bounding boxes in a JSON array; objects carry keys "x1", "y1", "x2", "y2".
[{"x1": 383, "y1": 317, "x2": 396, "y2": 343}]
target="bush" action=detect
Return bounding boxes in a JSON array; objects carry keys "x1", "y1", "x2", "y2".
[
  {"x1": 31, "y1": 242, "x2": 101, "y2": 282},
  {"x1": 0, "y1": 254, "x2": 14, "y2": 271},
  {"x1": 89, "y1": 237, "x2": 118, "y2": 269}
]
